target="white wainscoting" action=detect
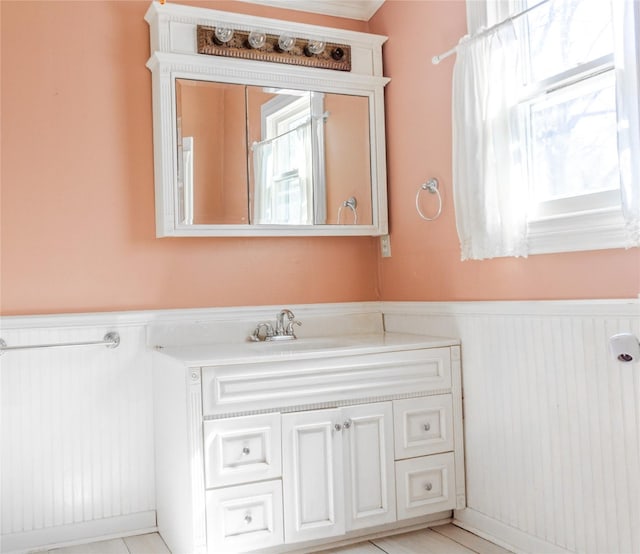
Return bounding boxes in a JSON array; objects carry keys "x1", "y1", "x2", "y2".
[
  {"x1": 0, "y1": 319, "x2": 156, "y2": 554},
  {"x1": 0, "y1": 303, "x2": 383, "y2": 553},
  {"x1": 383, "y1": 300, "x2": 640, "y2": 554},
  {"x1": 3, "y1": 300, "x2": 638, "y2": 554}
]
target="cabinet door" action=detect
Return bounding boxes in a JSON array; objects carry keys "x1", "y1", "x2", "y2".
[
  {"x1": 282, "y1": 408, "x2": 345, "y2": 544},
  {"x1": 342, "y1": 402, "x2": 396, "y2": 530}
]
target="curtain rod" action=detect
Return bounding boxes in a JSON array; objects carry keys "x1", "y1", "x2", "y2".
[
  {"x1": 251, "y1": 112, "x2": 329, "y2": 150},
  {"x1": 251, "y1": 120, "x2": 311, "y2": 150},
  {"x1": 432, "y1": 0, "x2": 550, "y2": 65}
]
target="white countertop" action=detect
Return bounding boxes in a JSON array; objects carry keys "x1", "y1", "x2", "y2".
[{"x1": 154, "y1": 332, "x2": 459, "y2": 366}]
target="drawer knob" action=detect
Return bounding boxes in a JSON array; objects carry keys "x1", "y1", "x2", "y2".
[
  {"x1": 423, "y1": 423, "x2": 431, "y2": 431},
  {"x1": 343, "y1": 419, "x2": 352, "y2": 429},
  {"x1": 424, "y1": 482, "x2": 433, "y2": 492},
  {"x1": 242, "y1": 447, "x2": 250, "y2": 456},
  {"x1": 334, "y1": 423, "x2": 342, "y2": 431},
  {"x1": 244, "y1": 514, "x2": 252, "y2": 524}
]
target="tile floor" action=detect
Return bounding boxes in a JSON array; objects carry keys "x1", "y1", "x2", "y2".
[
  {"x1": 317, "y1": 524, "x2": 511, "y2": 554},
  {"x1": 42, "y1": 534, "x2": 169, "y2": 554},
  {"x1": 39, "y1": 524, "x2": 511, "y2": 554}
]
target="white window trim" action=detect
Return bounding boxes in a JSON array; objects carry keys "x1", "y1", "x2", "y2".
[{"x1": 527, "y1": 205, "x2": 627, "y2": 254}]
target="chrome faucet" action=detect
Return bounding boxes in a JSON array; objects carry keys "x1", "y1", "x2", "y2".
[
  {"x1": 249, "y1": 309, "x2": 301, "y2": 342},
  {"x1": 276, "y1": 309, "x2": 295, "y2": 335}
]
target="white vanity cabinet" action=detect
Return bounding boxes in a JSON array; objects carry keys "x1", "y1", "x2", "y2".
[
  {"x1": 152, "y1": 334, "x2": 465, "y2": 554},
  {"x1": 282, "y1": 401, "x2": 396, "y2": 544}
]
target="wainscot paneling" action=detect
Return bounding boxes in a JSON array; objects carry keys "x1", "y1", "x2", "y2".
[
  {"x1": 0, "y1": 303, "x2": 383, "y2": 553},
  {"x1": 4, "y1": 300, "x2": 637, "y2": 554},
  {"x1": 383, "y1": 300, "x2": 640, "y2": 554},
  {"x1": 0, "y1": 321, "x2": 156, "y2": 554}
]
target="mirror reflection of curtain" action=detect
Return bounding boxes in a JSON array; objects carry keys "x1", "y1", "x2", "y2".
[
  {"x1": 252, "y1": 139, "x2": 272, "y2": 224},
  {"x1": 177, "y1": 135, "x2": 195, "y2": 225},
  {"x1": 310, "y1": 92, "x2": 327, "y2": 224},
  {"x1": 253, "y1": 120, "x2": 313, "y2": 225}
]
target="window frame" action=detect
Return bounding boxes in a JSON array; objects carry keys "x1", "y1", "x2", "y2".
[{"x1": 512, "y1": 0, "x2": 629, "y2": 254}]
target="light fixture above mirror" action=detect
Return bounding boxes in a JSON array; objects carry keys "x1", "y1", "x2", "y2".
[{"x1": 197, "y1": 26, "x2": 351, "y2": 72}]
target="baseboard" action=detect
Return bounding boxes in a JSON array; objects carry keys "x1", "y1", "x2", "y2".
[
  {"x1": 0, "y1": 511, "x2": 157, "y2": 554},
  {"x1": 454, "y1": 508, "x2": 574, "y2": 554}
]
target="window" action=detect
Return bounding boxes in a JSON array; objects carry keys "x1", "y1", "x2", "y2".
[
  {"x1": 451, "y1": 0, "x2": 639, "y2": 260},
  {"x1": 515, "y1": 0, "x2": 630, "y2": 253}
]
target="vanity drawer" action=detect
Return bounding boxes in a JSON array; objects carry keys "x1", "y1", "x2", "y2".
[
  {"x1": 204, "y1": 413, "x2": 281, "y2": 488},
  {"x1": 206, "y1": 479, "x2": 284, "y2": 553},
  {"x1": 201, "y1": 347, "x2": 452, "y2": 415},
  {"x1": 393, "y1": 394, "x2": 454, "y2": 459},
  {"x1": 395, "y1": 452, "x2": 456, "y2": 520}
]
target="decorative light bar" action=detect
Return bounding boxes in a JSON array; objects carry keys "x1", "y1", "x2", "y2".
[{"x1": 196, "y1": 26, "x2": 351, "y2": 72}]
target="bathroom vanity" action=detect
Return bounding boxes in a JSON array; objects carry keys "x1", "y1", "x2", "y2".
[{"x1": 152, "y1": 333, "x2": 466, "y2": 553}]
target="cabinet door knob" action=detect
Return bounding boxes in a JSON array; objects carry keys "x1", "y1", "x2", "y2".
[
  {"x1": 334, "y1": 423, "x2": 342, "y2": 431},
  {"x1": 244, "y1": 514, "x2": 252, "y2": 524},
  {"x1": 242, "y1": 447, "x2": 250, "y2": 455},
  {"x1": 424, "y1": 482, "x2": 433, "y2": 492},
  {"x1": 423, "y1": 423, "x2": 431, "y2": 431},
  {"x1": 343, "y1": 419, "x2": 352, "y2": 429}
]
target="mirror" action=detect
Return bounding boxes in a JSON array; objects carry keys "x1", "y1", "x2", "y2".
[
  {"x1": 145, "y1": 0, "x2": 390, "y2": 237},
  {"x1": 175, "y1": 79, "x2": 373, "y2": 227}
]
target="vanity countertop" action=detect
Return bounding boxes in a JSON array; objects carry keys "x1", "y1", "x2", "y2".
[{"x1": 155, "y1": 332, "x2": 459, "y2": 366}]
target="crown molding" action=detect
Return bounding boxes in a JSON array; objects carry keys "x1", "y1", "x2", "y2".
[{"x1": 236, "y1": 0, "x2": 385, "y2": 21}]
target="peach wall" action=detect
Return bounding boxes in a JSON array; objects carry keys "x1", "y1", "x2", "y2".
[
  {"x1": 2, "y1": 0, "x2": 638, "y2": 317},
  {"x1": 0, "y1": 1, "x2": 376, "y2": 316},
  {"x1": 369, "y1": 0, "x2": 640, "y2": 300},
  {"x1": 222, "y1": 84, "x2": 249, "y2": 223},
  {"x1": 179, "y1": 81, "x2": 225, "y2": 222},
  {"x1": 325, "y1": 94, "x2": 372, "y2": 225}
]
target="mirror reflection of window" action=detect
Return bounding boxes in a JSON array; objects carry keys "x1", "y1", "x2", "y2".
[{"x1": 250, "y1": 89, "x2": 326, "y2": 225}]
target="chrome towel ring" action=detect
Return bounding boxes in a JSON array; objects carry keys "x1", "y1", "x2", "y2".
[
  {"x1": 337, "y1": 196, "x2": 358, "y2": 224},
  {"x1": 416, "y1": 178, "x2": 442, "y2": 221}
]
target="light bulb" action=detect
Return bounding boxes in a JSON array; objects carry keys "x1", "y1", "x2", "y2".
[
  {"x1": 248, "y1": 30, "x2": 266, "y2": 49},
  {"x1": 214, "y1": 27, "x2": 234, "y2": 44},
  {"x1": 306, "y1": 39, "x2": 325, "y2": 55},
  {"x1": 277, "y1": 34, "x2": 296, "y2": 52}
]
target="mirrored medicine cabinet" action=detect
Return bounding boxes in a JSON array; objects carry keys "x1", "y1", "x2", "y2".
[{"x1": 145, "y1": 1, "x2": 390, "y2": 237}]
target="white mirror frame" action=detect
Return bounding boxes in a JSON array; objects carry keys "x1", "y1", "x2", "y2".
[{"x1": 145, "y1": 1, "x2": 390, "y2": 237}]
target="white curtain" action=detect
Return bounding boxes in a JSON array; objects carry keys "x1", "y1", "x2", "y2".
[
  {"x1": 452, "y1": 2, "x2": 528, "y2": 260},
  {"x1": 251, "y1": 121, "x2": 314, "y2": 225},
  {"x1": 294, "y1": 121, "x2": 313, "y2": 225},
  {"x1": 612, "y1": 0, "x2": 640, "y2": 246},
  {"x1": 252, "y1": 140, "x2": 273, "y2": 224}
]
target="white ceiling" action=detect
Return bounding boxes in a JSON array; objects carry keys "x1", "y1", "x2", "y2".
[{"x1": 236, "y1": 0, "x2": 386, "y2": 21}]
